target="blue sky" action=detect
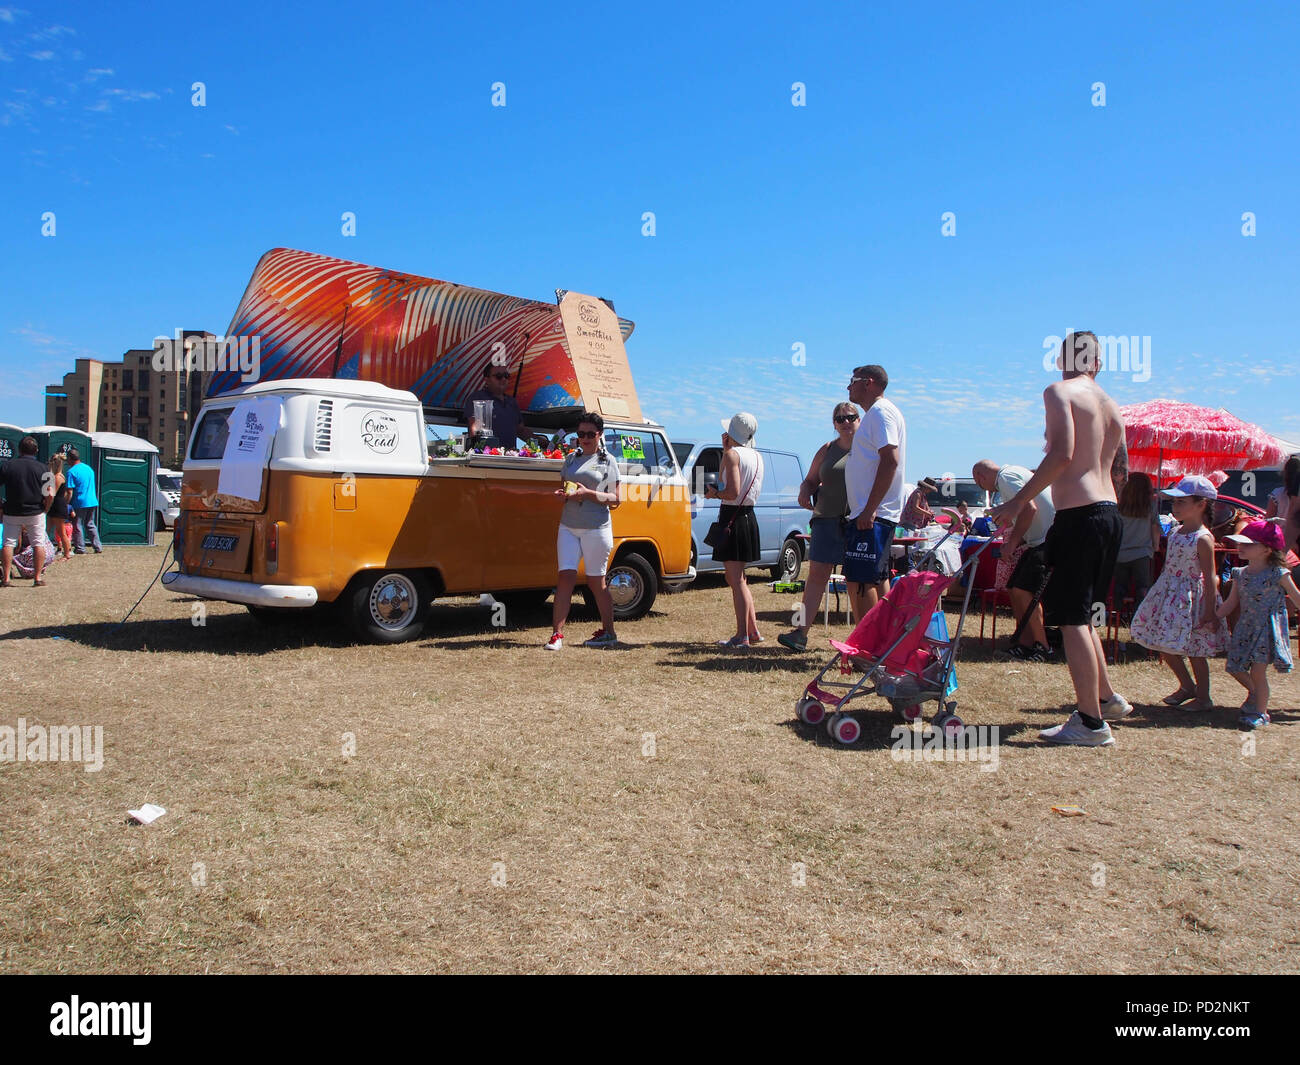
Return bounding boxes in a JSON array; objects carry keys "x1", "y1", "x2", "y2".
[{"x1": 2, "y1": 1, "x2": 1298, "y2": 481}]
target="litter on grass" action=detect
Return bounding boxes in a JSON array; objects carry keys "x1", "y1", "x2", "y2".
[{"x1": 127, "y1": 803, "x2": 166, "y2": 825}]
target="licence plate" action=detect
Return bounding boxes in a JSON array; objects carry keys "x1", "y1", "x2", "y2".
[{"x1": 201, "y1": 534, "x2": 239, "y2": 552}]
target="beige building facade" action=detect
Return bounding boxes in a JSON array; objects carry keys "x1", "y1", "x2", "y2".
[{"x1": 45, "y1": 330, "x2": 215, "y2": 468}]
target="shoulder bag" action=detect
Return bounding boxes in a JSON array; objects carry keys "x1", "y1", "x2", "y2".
[{"x1": 703, "y1": 458, "x2": 757, "y2": 550}]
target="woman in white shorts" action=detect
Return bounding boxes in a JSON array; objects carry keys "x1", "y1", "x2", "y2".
[{"x1": 545, "y1": 412, "x2": 621, "y2": 650}]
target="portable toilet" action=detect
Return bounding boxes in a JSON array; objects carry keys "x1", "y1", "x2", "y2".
[
  {"x1": 25, "y1": 425, "x2": 93, "y2": 464},
  {"x1": 0, "y1": 423, "x2": 25, "y2": 466},
  {"x1": 90, "y1": 432, "x2": 159, "y2": 546}
]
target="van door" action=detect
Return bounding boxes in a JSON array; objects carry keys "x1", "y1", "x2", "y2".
[
  {"x1": 184, "y1": 404, "x2": 271, "y2": 514},
  {"x1": 767, "y1": 450, "x2": 806, "y2": 536},
  {"x1": 178, "y1": 402, "x2": 271, "y2": 580},
  {"x1": 752, "y1": 450, "x2": 778, "y2": 565},
  {"x1": 98, "y1": 453, "x2": 152, "y2": 545},
  {"x1": 687, "y1": 445, "x2": 723, "y2": 571}
]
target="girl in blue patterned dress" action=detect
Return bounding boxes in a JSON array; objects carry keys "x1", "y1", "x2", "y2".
[{"x1": 1216, "y1": 521, "x2": 1300, "y2": 729}]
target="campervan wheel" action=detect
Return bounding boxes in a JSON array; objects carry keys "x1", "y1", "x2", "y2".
[{"x1": 348, "y1": 570, "x2": 431, "y2": 643}]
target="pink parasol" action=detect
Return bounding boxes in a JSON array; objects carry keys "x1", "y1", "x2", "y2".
[{"x1": 1119, "y1": 400, "x2": 1286, "y2": 478}]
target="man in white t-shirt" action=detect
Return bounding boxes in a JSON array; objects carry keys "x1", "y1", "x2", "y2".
[
  {"x1": 843, "y1": 364, "x2": 906, "y2": 621},
  {"x1": 973, "y1": 459, "x2": 1056, "y2": 660}
]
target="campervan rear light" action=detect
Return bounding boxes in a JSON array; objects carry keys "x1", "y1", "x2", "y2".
[
  {"x1": 265, "y1": 521, "x2": 279, "y2": 575},
  {"x1": 173, "y1": 511, "x2": 185, "y2": 567}
]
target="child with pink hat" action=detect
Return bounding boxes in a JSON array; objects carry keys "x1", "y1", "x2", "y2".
[
  {"x1": 1130, "y1": 475, "x2": 1230, "y2": 710},
  {"x1": 1216, "y1": 520, "x2": 1300, "y2": 729}
]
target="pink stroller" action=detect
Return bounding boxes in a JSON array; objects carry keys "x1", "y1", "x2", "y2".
[{"x1": 796, "y1": 530, "x2": 995, "y2": 745}]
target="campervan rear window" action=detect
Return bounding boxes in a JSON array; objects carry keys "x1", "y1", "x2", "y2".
[{"x1": 191, "y1": 407, "x2": 234, "y2": 460}]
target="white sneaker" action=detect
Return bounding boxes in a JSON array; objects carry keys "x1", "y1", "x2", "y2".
[
  {"x1": 1100, "y1": 693, "x2": 1133, "y2": 721},
  {"x1": 544, "y1": 632, "x2": 563, "y2": 651},
  {"x1": 1040, "y1": 711, "x2": 1115, "y2": 746}
]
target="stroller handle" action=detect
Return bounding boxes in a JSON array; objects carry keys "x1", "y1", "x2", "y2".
[{"x1": 914, "y1": 523, "x2": 999, "y2": 572}]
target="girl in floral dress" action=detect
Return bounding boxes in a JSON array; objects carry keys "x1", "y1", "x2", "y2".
[
  {"x1": 1216, "y1": 521, "x2": 1300, "y2": 729},
  {"x1": 1130, "y1": 477, "x2": 1229, "y2": 711}
]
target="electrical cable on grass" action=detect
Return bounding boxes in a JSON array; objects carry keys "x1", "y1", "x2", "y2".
[
  {"x1": 108, "y1": 538, "x2": 180, "y2": 631},
  {"x1": 111, "y1": 507, "x2": 224, "y2": 631}
]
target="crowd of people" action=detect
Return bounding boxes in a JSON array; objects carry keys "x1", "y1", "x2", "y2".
[
  {"x1": 7, "y1": 349, "x2": 1299, "y2": 742},
  {"x1": 1, "y1": 437, "x2": 103, "y2": 588},
  {"x1": 753, "y1": 335, "x2": 1300, "y2": 744}
]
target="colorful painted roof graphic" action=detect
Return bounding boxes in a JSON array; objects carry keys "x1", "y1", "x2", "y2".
[{"x1": 207, "y1": 248, "x2": 634, "y2": 420}]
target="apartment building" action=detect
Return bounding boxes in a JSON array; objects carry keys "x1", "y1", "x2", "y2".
[{"x1": 45, "y1": 330, "x2": 215, "y2": 468}]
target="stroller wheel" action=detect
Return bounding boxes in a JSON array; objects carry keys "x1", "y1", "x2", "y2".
[
  {"x1": 796, "y1": 696, "x2": 826, "y2": 726},
  {"x1": 830, "y1": 715, "x2": 861, "y2": 745},
  {"x1": 933, "y1": 712, "x2": 965, "y2": 739}
]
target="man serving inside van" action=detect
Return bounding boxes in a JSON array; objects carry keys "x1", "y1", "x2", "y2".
[{"x1": 464, "y1": 363, "x2": 528, "y2": 448}]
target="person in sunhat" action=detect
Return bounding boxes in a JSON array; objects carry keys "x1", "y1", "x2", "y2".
[
  {"x1": 704, "y1": 412, "x2": 764, "y2": 648},
  {"x1": 1216, "y1": 520, "x2": 1300, "y2": 729},
  {"x1": 1129, "y1": 474, "x2": 1230, "y2": 711}
]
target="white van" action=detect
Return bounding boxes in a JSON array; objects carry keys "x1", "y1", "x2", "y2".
[
  {"x1": 154, "y1": 467, "x2": 181, "y2": 530},
  {"x1": 670, "y1": 440, "x2": 809, "y2": 582}
]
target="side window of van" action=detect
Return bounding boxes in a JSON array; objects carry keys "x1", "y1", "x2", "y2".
[
  {"x1": 765, "y1": 452, "x2": 804, "y2": 501},
  {"x1": 191, "y1": 407, "x2": 234, "y2": 460},
  {"x1": 611, "y1": 431, "x2": 674, "y2": 476},
  {"x1": 600, "y1": 430, "x2": 625, "y2": 465},
  {"x1": 644, "y1": 433, "x2": 678, "y2": 474},
  {"x1": 691, "y1": 447, "x2": 722, "y2": 496}
]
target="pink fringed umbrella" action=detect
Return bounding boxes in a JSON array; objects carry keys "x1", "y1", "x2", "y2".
[{"x1": 1120, "y1": 401, "x2": 1286, "y2": 478}]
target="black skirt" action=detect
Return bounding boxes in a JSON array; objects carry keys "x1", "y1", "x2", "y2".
[
  {"x1": 711, "y1": 503, "x2": 761, "y2": 563},
  {"x1": 47, "y1": 487, "x2": 69, "y2": 520}
]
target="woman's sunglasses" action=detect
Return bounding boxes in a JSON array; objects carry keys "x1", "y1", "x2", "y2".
[
  {"x1": 835, "y1": 414, "x2": 859, "y2": 423},
  {"x1": 576, "y1": 430, "x2": 599, "y2": 440}
]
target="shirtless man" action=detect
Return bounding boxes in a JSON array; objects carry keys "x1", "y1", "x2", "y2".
[{"x1": 988, "y1": 331, "x2": 1132, "y2": 746}]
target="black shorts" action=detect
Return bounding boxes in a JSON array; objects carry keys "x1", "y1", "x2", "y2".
[
  {"x1": 1042, "y1": 502, "x2": 1122, "y2": 627},
  {"x1": 1007, "y1": 542, "x2": 1049, "y2": 594}
]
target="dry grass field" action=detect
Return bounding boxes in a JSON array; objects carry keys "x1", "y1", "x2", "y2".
[{"x1": 2, "y1": 539, "x2": 1298, "y2": 974}]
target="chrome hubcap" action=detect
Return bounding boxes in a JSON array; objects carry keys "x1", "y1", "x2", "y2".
[
  {"x1": 607, "y1": 568, "x2": 642, "y2": 610},
  {"x1": 370, "y1": 575, "x2": 416, "y2": 630}
]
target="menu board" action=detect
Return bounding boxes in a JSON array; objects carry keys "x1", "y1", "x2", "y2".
[{"x1": 558, "y1": 291, "x2": 643, "y2": 423}]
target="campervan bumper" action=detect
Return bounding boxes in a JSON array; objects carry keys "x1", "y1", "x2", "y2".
[
  {"x1": 162, "y1": 573, "x2": 319, "y2": 608},
  {"x1": 661, "y1": 565, "x2": 697, "y2": 590}
]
